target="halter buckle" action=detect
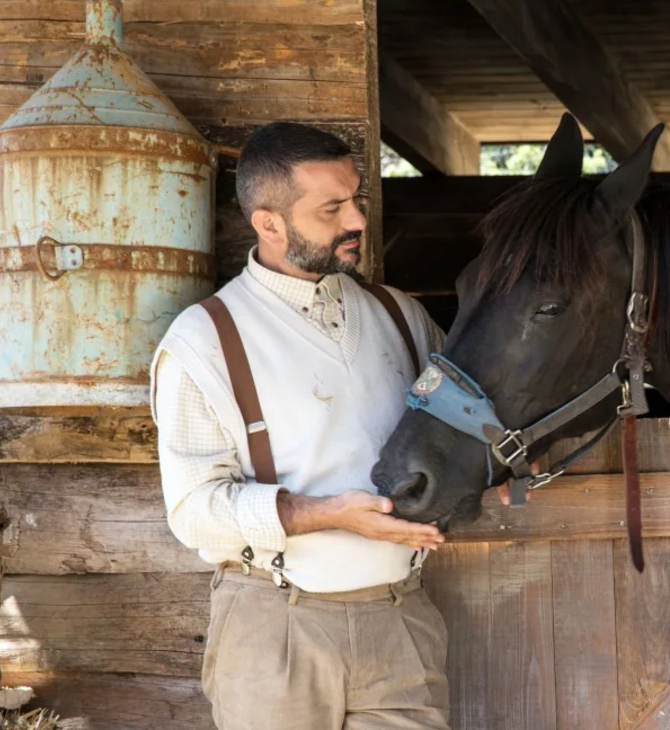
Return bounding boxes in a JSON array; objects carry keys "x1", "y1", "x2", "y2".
[
  {"x1": 527, "y1": 470, "x2": 564, "y2": 490},
  {"x1": 626, "y1": 291, "x2": 649, "y2": 333},
  {"x1": 491, "y1": 429, "x2": 528, "y2": 467}
]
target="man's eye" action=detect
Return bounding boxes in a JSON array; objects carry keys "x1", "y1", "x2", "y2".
[
  {"x1": 325, "y1": 207, "x2": 339, "y2": 214},
  {"x1": 535, "y1": 303, "x2": 565, "y2": 317}
]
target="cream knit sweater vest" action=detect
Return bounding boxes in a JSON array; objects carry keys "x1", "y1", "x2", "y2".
[{"x1": 154, "y1": 269, "x2": 432, "y2": 591}]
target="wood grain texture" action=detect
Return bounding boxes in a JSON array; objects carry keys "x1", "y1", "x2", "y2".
[
  {"x1": 0, "y1": 411, "x2": 157, "y2": 463},
  {"x1": 449, "y1": 473, "x2": 670, "y2": 543},
  {"x1": 615, "y1": 538, "x2": 670, "y2": 730},
  {"x1": 630, "y1": 685, "x2": 670, "y2": 730},
  {"x1": 423, "y1": 543, "x2": 493, "y2": 730},
  {"x1": 0, "y1": 0, "x2": 364, "y2": 24},
  {"x1": 1, "y1": 672, "x2": 215, "y2": 730},
  {"x1": 551, "y1": 541, "x2": 618, "y2": 730},
  {"x1": 0, "y1": 463, "x2": 208, "y2": 574},
  {"x1": 362, "y1": 0, "x2": 383, "y2": 283},
  {"x1": 487, "y1": 541, "x2": 556, "y2": 730},
  {"x1": 0, "y1": 573, "x2": 211, "y2": 676},
  {"x1": 0, "y1": 0, "x2": 369, "y2": 125}
]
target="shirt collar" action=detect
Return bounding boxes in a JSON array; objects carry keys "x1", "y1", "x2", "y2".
[{"x1": 247, "y1": 246, "x2": 343, "y2": 314}]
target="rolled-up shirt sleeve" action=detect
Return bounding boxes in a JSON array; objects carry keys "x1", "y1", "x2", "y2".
[{"x1": 154, "y1": 351, "x2": 287, "y2": 555}]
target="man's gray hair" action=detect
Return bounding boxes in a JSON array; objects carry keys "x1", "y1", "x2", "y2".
[{"x1": 236, "y1": 123, "x2": 352, "y2": 221}]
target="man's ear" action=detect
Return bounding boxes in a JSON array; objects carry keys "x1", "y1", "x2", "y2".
[{"x1": 250, "y1": 208, "x2": 287, "y2": 247}]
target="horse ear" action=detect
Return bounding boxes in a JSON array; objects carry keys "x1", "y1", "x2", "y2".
[
  {"x1": 594, "y1": 123, "x2": 665, "y2": 221},
  {"x1": 535, "y1": 113, "x2": 584, "y2": 178}
]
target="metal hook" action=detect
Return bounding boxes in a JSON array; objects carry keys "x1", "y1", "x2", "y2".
[{"x1": 35, "y1": 236, "x2": 84, "y2": 282}]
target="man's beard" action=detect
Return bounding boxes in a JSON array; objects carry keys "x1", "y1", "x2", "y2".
[{"x1": 285, "y1": 222, "x2": 363, "y2": 277}]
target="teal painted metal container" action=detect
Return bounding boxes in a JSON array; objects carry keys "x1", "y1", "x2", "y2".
[{"x1": 0, "y1": 0, "x2": 217, "y2": 408}]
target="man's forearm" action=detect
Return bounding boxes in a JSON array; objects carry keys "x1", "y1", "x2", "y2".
[{"x1": 276, "y1": 490, "x2": 343, "y2": 536}]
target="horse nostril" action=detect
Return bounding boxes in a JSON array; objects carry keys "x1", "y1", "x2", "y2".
[{"x1": 393, "y1": 472, "x2": 429, "y2": 504}]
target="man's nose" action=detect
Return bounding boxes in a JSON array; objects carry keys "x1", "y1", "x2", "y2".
[{"x1": 344, "y1": 201, "x2": 367, "y2": 232}]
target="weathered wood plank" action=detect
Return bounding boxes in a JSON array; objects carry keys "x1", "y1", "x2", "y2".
[
  {"x1": 615, "y1": 538, "x2": 670, "y2": 730},
  {"x1": 0, "y1": 410, "x2": 157, "y2": 463},
  {"x1": 488, "y1": 542, "x2": 556, "y2": 730},
  {"x1": 423, "y1": 543, "x2": 493, "y2": 730},
  {"x1": 0, "y1": 0, "x2": 364, "y2": 25},
  {"x1": 0, "y1": 573, "x2": 211, "y2": 676},
  {"x1": 449, "y1": 473, "x2": 670, "y2": 543},
  {"x1": 0, "y1": 20, "x2": 366, "y2": 83},
  {"x1": 0, "y1": 463, "x2": 208, "y2": 574},
  {"x1": 1, "y1": 672, "x2": 215, "y2": 730},
  {"x1": 545, "y1": 418, "x2": 670, "y2": 475},
  {"x1": 551, "y1": 541, "x2": 618, "y2": 730},
  {"x1": 362, "y1": 0, "x2": 383, "y2": 283}
]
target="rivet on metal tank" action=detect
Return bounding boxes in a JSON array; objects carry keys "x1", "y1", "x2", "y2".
[{"x1": 0, "y1": 0, "x2": 218, "y2": 409}]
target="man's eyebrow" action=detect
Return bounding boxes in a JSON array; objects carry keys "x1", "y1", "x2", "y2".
[{"x1": 318, "y1": 182, "x2": 363, "y2": 208}]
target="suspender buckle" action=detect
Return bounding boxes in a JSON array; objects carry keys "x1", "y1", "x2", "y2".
[{"x1": 247, "y1": 421, "x2": 267, "y2": 434}]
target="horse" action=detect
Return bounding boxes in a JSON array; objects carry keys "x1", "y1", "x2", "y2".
[{"x1": 371, "y1": 114, "x2": 670, "y2": 541}]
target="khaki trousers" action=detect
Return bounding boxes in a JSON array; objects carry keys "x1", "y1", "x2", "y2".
[{"x1": 202, "y1": 566, "x2": 450, "y2": 730}]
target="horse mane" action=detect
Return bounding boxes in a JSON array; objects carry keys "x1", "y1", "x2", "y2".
[{"x1": 476, "y1": 176, "x2": 670, "y2": 356}]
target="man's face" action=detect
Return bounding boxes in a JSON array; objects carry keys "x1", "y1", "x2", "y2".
[{"x1": 284, "y1": 158, "x2": 367, "y2": 276}]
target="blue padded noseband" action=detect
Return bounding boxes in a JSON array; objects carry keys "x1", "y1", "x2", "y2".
[{"x1": 407, "y1": 355, "x2": 504, "y2": 444}]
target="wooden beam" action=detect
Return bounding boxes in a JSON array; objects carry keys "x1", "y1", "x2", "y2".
[
  {"x1": 448, "y1": 472, "x2": 670, "y2": 543},
  {"x1": 379, "y1": 54, "x2": 479, "y2": 175},
  {"x1": 465, "y1": 0, "x2": 670, "y2": 170},
  {"x1": 363, "y1": 0, "x2": 384, "y2": 283}
]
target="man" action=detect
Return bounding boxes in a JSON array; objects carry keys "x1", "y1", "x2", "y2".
[{"x1": 151, "y1": 123, "x2": 450, "y2": 729}]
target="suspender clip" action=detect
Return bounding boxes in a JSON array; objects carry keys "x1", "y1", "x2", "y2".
[{"x1": 241, "y1": 545, "x2": 254, "y2": 576}]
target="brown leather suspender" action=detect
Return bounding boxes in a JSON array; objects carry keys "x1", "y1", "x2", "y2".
[
  {"x1": 359, "y1": 283, "x2": 421, "y2": 378},
  {"x1": 200, "y1": 296, "x2": 278, "y2": 485},
  {"x1": 199, "y1": 284, "x2": 420, "y2": 483}
]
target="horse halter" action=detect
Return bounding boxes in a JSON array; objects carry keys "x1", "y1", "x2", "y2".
[{"x1": 408, "y1": 212, "x2": 656, "y2": 572}]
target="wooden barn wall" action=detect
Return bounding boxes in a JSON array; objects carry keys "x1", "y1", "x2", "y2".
[
  {"x1": 3, "y1": 417, "x2": 670, "y2": 728},
  {"x1": 0, "y1": 1, "x2": 380, "y2": 727}
]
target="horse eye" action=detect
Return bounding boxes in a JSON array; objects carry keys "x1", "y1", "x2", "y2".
[{"x1": 535, "y1": 303, "x2": 565, "y2": 317}]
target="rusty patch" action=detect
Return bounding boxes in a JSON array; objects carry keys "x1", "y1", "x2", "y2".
[
  {"x1": 0, "y1": 126, "x2": 215, "y2": 167},
  {"x1": 0, "y1": 244, "x2": 216, "y2": 280}
]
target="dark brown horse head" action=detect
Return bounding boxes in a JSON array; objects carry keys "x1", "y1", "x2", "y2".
[{"x1": 371, "y1": 115, "x2": 670, "y2": 529}]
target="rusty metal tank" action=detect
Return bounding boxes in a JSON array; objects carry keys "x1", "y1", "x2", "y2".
[{"x1": 0, "y1": 0, "x2": 217, "y2": 408}]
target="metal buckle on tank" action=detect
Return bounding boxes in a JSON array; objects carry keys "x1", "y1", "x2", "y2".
[
  {"x1": 241, "y1": 546, "x2": 254, "y2": 576},
  {"x1": 271, "y1": 552, "x2": 289, "y2": 589}
]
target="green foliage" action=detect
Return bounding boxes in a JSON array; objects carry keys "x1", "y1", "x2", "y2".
[
  {"x1": 380, "y1": 142, "x2": 422, "y2": 178},
  {"x1": 480, "y1": 143, "x2": 616, "y2": 176},
  {"x1": 380, "y1": 141, "x2": 617, "y2": 178}
]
